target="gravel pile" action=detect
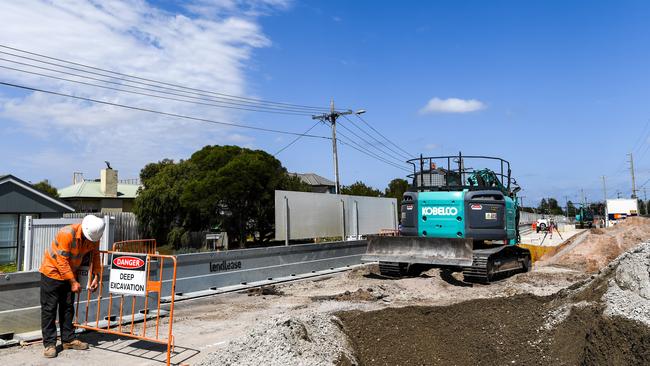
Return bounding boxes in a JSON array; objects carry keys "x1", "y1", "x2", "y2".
[
  {"x1": 603, "y1": 242, "x2": 650, "y2": 325},
  {"x1": 197, "y1": 312, "x2": 356, "y2": 366}
]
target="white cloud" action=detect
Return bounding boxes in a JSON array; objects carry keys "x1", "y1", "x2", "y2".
[
  {"x1": 424, "y1": 143, "x2": 438, "y2": 150},
  {"x1": 419, "y1": 97, "x2": 485, "y2": 114},
  {"x1": 0, "y1": 0, "x2": 287, "y2": 185}
]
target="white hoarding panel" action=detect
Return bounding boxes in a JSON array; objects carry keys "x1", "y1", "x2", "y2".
[{"x1": 275, "y1": 190, "x2": 397, "y2": 240}]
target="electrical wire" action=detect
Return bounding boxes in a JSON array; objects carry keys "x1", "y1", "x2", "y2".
[
  {"x1": 0, "y1": 81, "x2": 333, "y2": 139},
  {"x1": 274, "y1": 121, "x2": 321, "y2": 156},
  {"x1": 0, "y1": 44, "x2": 335, "y2": 112},
  {"x1": 0, "y1": 63, "x2": 314, "y2": 116},
  {"x1": 336, "y1": 121, "x2": 408, "y2": 165},
  {"x1": 336, "y1": 129, "x2": 411, "y2": 173},
  {"x1": 632, "y1": 119, "x2": 650, "y2": 154},
  {"x1": 354, "y1": 113, "x2": 414, "y2": 158},
  {"x1": 340, "y1": 115, "x2": 411, "y2": 160},
  {"x1": 0, "y1": 55, "x2": 319, "y2": 115}
]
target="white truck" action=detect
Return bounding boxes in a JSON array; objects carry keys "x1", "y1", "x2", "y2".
[{"x1": 606, "y1": 199, "x2": 638, "y2": 225}]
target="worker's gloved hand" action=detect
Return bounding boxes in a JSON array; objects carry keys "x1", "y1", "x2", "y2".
[
  {"x1": 89, "y1": 275, "x2": 99, "y2": 292},
  {"x1": 70, "y1": 280, "x2": 82, "y2": 293}
]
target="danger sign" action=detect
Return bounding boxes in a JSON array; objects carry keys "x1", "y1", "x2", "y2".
[{"x1": 109, "y1": 253, "x2": 148, "y2": 296}]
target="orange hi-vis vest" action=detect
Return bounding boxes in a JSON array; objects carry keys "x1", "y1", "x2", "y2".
[{"x1": 39, "y1": 223, "x2": 101, "y2": 282}]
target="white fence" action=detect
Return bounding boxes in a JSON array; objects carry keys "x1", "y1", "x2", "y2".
[
  {"x1": 275, "y1": 190, "x2": 398, "y2": 242},
  {"x1": 22, "y1": 216, "x2": 114, "y2": 272}
]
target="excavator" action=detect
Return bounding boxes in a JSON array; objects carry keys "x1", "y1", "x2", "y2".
[{"x1": 363, "y1": 153, "x2": 532, "y2": 283}]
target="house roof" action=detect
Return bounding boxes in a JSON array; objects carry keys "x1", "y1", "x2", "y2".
[
  {"x1": 291, "y1": 173, "x2": 335, "y2": 187},
  {"x1": 58, "y1": 180, "x2": 141, "y2": 199},
  {"x1": 0, "y1": 174, "x2": 75, "y2": 212}
]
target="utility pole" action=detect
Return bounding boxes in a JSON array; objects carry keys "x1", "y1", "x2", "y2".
[
  {"x1": 564, "y1": 195, "x2": 569, "y2": 219},
  {"x1": 602, "y1": 175, "x2": 608, "y2": 227},
  {"x1": 312, "y1": 100, "x2": 365, "y2": 194},
  {"x1": 628, "y1": 153, "x2": 637, "y2": 198}
]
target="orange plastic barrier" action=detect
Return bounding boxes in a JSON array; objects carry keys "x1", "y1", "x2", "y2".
[
  {"x1": 113, "y1": 239, "x2": 158, "y2": 254},
  {"x1": 74, "y1": 250, "x2": 177, "y2": 365}
]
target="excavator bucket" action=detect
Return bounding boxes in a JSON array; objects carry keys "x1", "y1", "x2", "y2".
[{"x1": 362, "y1": 235, "x2": 474, "y2": 267}]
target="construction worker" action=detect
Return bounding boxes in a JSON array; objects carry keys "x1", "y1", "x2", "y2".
[{"x1": 39, "y1": 215, "x2": 105, "y2": 358}]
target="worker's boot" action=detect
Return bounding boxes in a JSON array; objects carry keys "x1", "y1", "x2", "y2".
[
  {"x1": 62, "y1": 339, "x2": 89, "y2": 350},
  {"x1": 43, "y1": 345, "x2": 57, "y2": 358}
]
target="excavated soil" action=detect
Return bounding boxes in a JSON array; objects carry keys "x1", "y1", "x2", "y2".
[
  {"x1": 540, "y1": 217, "x2": 650, "y2": 273},
  {"x1": 338, "y1": 294, "x2": 650, "y2": 366},
  {"x1": 338, "y1": 240, "x2": 650, "y2": 366}
]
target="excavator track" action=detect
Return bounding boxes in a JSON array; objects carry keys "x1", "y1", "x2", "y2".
[
  {"x1": 462, "y1": 245, "x2": 531, "y2": 283},
  {"x1": 378, "y1": 262, "x2": 407, "y2": 277}
]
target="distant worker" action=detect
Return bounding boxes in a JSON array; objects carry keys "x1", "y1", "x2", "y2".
[{"x1": 39, "y1": 215, "x2": 105, "y2": 358}]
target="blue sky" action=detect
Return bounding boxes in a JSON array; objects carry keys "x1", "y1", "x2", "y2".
[{"x1": 1, "y1": 0, "x2": 649, "y2": 206}]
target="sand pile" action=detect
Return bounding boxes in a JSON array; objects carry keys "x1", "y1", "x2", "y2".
[{"x1": 540, "y1": 217, "x2": 650, "y2": 272}]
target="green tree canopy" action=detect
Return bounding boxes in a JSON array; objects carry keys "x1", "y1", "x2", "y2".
[
  {"x1": 133, "y1": 145, "x2": 309, "y2": 248},
  {"x1": 33, "y1": 180, "x2": 59, "y2": 198},
  {"x1": 384, "y1": 178, "x2": 409, "y2": 207},
  {"x1": 638, "y1": 199, "x2": 647, "y2": 216},
  {"x1": 567, "y1": 200, "x2": 577, "y2": 217},
  {"x1": 341, "y1": 181, "x2": 382, "y2": 197}
]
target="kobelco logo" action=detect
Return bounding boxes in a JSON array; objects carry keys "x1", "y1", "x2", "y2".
[{"x1": 422, "y1": 207, "x2": 458, "y2": 216}]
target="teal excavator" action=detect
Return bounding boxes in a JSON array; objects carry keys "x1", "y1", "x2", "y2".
[{"x1": 363, "y1": 153, "x2": 531, "y2": 283}]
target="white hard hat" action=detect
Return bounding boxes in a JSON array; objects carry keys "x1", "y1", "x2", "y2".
[{"x1": 82, "y1": 215, "x2": 105, "y2": 242}]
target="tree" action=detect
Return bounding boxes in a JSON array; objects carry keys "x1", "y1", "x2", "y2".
[
  {"x1": 384, "y1": 178, "x2": 409, "y2": 207},
  {"x1": 567, "y1": 201, "x2": 577, "y2": 217},
  {"x1": 133, "y1": 145, "x2": 310, "y2": 249},
  {"x1": 547, "y1": 198, "x2": 564, "y2": 216},
  {"x1": 638, "y1": 199, "x2": 647, "y2": 216},
  {"x1": 538, "y1": 198, "x2": 548, "y2": 214},
  {"x1": 341, "y1": 181, "x2": 382, "y2": 197},
  {"x1": 33, "y1": 180, "x2": 59, "y2": 198}
]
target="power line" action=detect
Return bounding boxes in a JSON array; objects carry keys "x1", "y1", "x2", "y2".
[
  {"x1": 354, "y1": 113, "x2": 414, "y2": 158},
  {"x1": 336, "y1": 130, "x2": 410, "y2": 173},
  {"x1": 0, "y1": 55, "x2": 319, "y2": 115},
  {"x1": 0, "y1": 44, "x2": 334, "y2": 112},
  {"x1": 0, "y1": 81, "x2": 334, "y2": 139},
  {"x1": 274, "y1": 121, "x2": 321, "y2": 156},
  {"x1": 336, "y1": 120, "x2": 408, "y2": 166},
  {"x1": 0, "y1": 63, "x2": 315, "y2": 116},
  {"x1": 340, "y1": 115, "x2": 411, "y2": 160},
  {"x1": 632, "y1": 119, "x2": 650, "y2": 154}
]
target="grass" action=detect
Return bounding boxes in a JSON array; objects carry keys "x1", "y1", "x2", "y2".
[{"x1": 0, "y1": 263, "x2": 18, "y2": 273}]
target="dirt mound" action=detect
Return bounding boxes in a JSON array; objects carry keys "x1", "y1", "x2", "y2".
[
  {"x1": 539, "y1": 217, "x2": 650, "y2": 273},
  {"x1": 246, "y1": 285, "x2": 284, "y2": 296},
  {"x1": 590, "y1": 227, "x2": 605, "y2": 234},
  {"x1": 338, "y1": 241, "x2": 650, "y2": 366},
  {"x1": 311, "y1": 288, "x2": 387, "y2": 302},
  {"x1": 339, "y1": 295, "x2": 552, "y2": 366}
]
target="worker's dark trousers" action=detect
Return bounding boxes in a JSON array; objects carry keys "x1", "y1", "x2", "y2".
[{"x1": 40, "y1": 274, "x2": 75, "y2": 347}]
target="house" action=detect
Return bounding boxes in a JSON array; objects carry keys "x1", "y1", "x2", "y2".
[
  {"x1": 291, "y1": 173, "x2": 336, "y2": 194},
  {"x1": 0, "y1": 175, "x2": 74, "y2": 265},
  {"x1": 58, "y1": 167, "x2": 141, "y2": 213}
]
